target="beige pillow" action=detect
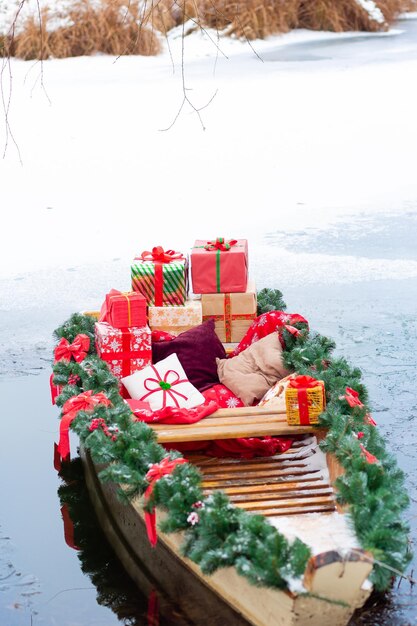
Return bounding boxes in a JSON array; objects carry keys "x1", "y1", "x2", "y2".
[{"x1": 216, "y1": 332, "x2": 292, "y2": 406}]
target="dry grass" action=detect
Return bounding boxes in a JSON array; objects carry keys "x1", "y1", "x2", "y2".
[
  {"x1": 3, "y1": 0, "x2": 417, "y2": 58},
  {"x1": 198, "y1": 0, "x2": 417, "y2": 39},
  {"x1": 5, "y1": 0, "x2": 161, "y2": 60}
]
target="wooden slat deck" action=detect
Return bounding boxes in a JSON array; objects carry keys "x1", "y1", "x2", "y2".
[
  {"x1": 147, "y1": 406, "x2": 334, "y2": 517},
  {"x1": 185, "y1": 437, "x2": 337, "y2": 517}
]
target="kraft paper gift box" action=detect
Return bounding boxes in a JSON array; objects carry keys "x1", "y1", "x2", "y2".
[
  {"x1": 148, "y1": 299, "x2": 202, "y2": 335},
  {"x1": 201, "y1": 280, "x2": 257, "y2": 343},
  {"x1": 191, "y1": 238, "x2": 248, "y2": 294},
  {"x1": 131, "y1": 247, "x2": 188, "y2": 307},
  {"x1": 95, "y1": 321, "x2": 152, "y2": 380}
]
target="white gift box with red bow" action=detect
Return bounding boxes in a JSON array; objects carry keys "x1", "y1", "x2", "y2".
[{"x1": 121, "y1": 353, "x2": 205, "y2": 411}]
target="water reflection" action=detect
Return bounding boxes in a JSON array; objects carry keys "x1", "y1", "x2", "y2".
[{"x1": 57, "y1": 458, "x2": 189, "y2": 626}]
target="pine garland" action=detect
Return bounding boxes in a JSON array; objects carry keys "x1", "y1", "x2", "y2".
[
  {"x1": 257, "y1": 288, "x2": 287, "y2": 315},
  {"x1": 51, "y1": 296, "x2": 412, "y2": 595}
]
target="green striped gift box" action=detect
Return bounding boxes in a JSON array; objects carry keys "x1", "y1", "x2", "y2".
[{"x1": 131, "y1": 257, "x2": 188, "y2": 306}]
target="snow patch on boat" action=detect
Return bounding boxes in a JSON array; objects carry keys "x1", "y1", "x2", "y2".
[
  {"x1": 270, "y1": 511, "x2": 360, "y2": 557},
  {"x1": 269, "y1": 437, "x2": 359, "y2": 556}
]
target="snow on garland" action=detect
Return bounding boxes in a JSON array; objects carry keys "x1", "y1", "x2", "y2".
[{"x1": 51, "y1": 296, "x2": 411, "y2": 593}]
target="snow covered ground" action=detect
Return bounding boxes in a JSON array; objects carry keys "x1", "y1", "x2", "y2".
[{"x1": 0, "y1": 17, "x2": 417, "y2": 277}]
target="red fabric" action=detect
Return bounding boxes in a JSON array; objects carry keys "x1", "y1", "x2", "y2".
[
  {"x1": 202, "y1": 383, "x2": 245, "y2": 409},
  {"x1": 144, "y1": 457, "x2": 187, "y2": 546},
  {"x1": 130, "y1": 401, "x2": 218, "y2": 424},
  {"x1": 232, "y1": 311, "x2": 308, "y2": 356},
  {"x1": 151, "y1": 329, "x2": 176, "y2": 343},
  {"x1": 54, "y1": 334, "x2": 90, "y2": 363},
  {"x1": 205, "y1": 436, "x2": 293, "y2": 458}
]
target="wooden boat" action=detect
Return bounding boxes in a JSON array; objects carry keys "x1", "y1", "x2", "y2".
[{"x1": 80, "y1": 400, "x2": 374, "y2": 626}]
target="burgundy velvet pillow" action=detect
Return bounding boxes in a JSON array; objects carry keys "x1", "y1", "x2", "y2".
[{"x1": 152, "y1": 319, "x2": 227, "y2": 392}]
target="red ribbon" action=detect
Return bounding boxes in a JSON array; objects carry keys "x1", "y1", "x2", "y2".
[
  {"x1": 204, "y1": 237, "x2": 238, "y2": 252},
  {"x1": 144, "y1": 457, "x2": 187, "y2": 546},
  {"x1": 55, "y1": 391, "x2": 112, "y2": 465},
  {"x1": 289, "y1": 375, "x2": 323, "y2": 425},
  {"x1": 54, "y1": 334, "x2": 90, "y2": 363},
  {"x1": 137, "y1": 247, "x2": 184, "y2": 307},
  {"x1": 140, "y1": 366, "x2": 189, "y2": 409}
]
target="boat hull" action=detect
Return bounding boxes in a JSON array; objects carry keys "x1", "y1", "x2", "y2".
[{"x1": 81, "y1": 447, "x2": 373, "y2": 626}]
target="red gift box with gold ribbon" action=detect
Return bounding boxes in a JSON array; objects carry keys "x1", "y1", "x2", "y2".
[{"x1": 191, "y1": 237, "x2": 248, "y2": 294}]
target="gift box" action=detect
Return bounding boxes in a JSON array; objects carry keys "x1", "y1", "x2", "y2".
[
  {"x1": 201, "y1": 280, "x2": 257, "y2": 343},
  {"x1": 191, "y1": 237, "x2": 248, "y2": 294},
  {"x1": 285, "y1": 375, "x2": 326, "y2": 426},
  {"x1": 148, "y1": 299, "x2": 202, "y2": 336},
  {"x1": 258, "y1": 374, "x2": 297, "y2": 412},
  {"x1": 95, "y1": 321, "x2": 152, "y2": 380},
  {"x1": 122, "y1": 353, "x2": 205, "y2": 410},
  {"x1": 131, "y1": 246, "x2": 188, "y2": 307},
  {"x1": 99, "y1": 289, "x2": 147, "y2": 328}
]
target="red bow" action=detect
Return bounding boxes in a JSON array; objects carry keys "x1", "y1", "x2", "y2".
[
  {"x1": 54, "y1": 391, "x2": 112, "y2": 469},
  {"x1": 139, "y1": 246, "x2": 184, "y2": 263},
  {"x1": 344, "y1": 387, "x2": 377, "y2": 425},
  {"x1": 344, "y1": 387, "x2": 364, "y2": 408},
  {"x1": 54, "y1": 334, "x2": 90, "y2": 363},
  {"x1": 359, "y1": 443, "x2": 378, "y2": 464},
  {"x1": 144, "y1": 457, "x2": 187, "y2": 546},
  {"x1": 204, "y1": 237, "x2": 237, "y2": 252},
  {"x1": 289, "y1": 375, "x2": 320, "y2": 390},
  {"x1": 140, "y1": 366, "x2": 189, "y2": 409}
]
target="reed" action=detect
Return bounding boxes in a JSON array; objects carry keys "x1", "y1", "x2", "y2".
[
  {"x1": 5, "y1": 0, "x2": 161, "y2": 60},
  {"x1": 3, "y1": 0, "x2": 416, "y2": 59}
]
